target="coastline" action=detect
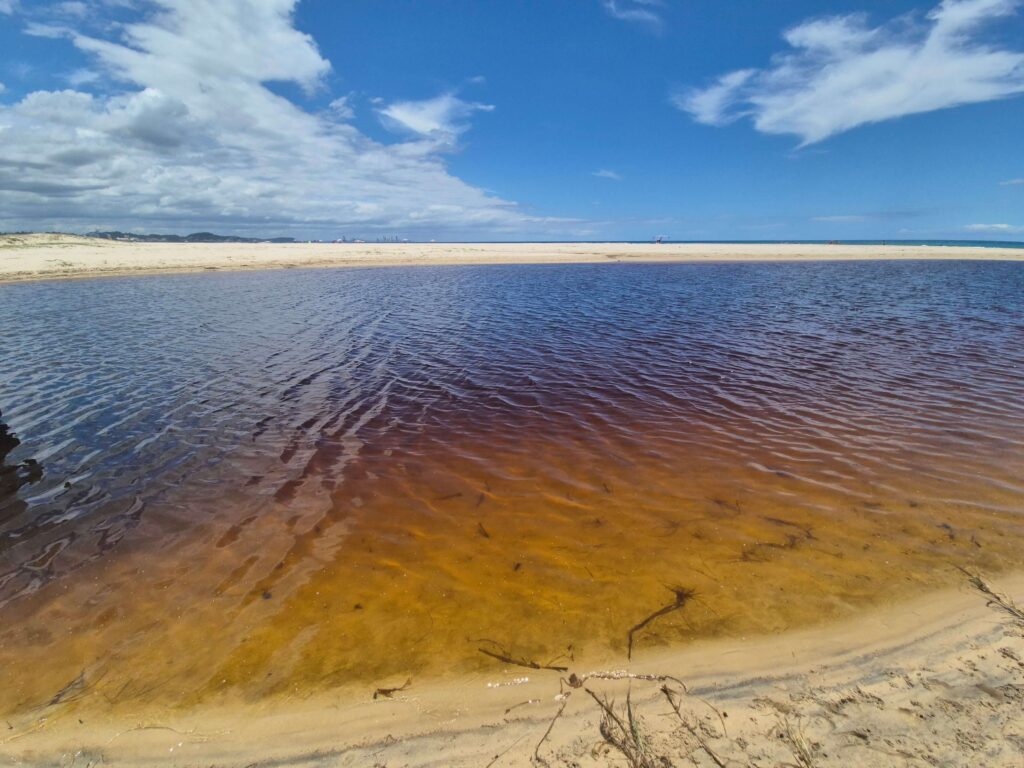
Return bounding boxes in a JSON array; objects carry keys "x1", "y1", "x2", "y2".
[
  {"x1": 4, "y1": 571, "x2": 1022, "y2": 767},
  {"x1": 2, "y1": 234, "x2": 1024, "y2": 285}
]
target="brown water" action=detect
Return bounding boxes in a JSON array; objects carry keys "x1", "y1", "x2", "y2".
[{"x1": 0, "y1": 261, "x2": 1022, "y2": 725}]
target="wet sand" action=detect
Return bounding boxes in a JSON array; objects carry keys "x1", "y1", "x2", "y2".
[
  {"x1": 3, "y1": 571, "x2": 1022, "y2": 766},
  {"x1": 1, "y1": 233, "x2": 1023, "y2": 283}
]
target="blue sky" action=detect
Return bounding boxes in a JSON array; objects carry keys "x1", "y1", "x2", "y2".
[{"x1": 0, "y1": 0, "x2": 1022, "y2": 240}]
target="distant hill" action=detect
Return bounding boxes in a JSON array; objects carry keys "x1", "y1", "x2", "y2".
[{"x1": 85, "y1": 231, "x2": 297, "y2": 244}]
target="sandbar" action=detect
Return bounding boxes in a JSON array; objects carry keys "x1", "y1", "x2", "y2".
[{"x1": 1, "y1": 233, "x2": 1022, "y2": 284}]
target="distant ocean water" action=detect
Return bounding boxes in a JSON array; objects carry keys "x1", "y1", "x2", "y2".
[
  {"x1": 478, "y1": 239, "x2": 1024, "y2": 248},
  {"x1": 669, "y1": 239, "x2": 1024, "y2": 248}
]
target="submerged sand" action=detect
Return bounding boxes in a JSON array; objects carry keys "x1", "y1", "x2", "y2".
[
  {"x1": 2, "y1": 572, "x2": 1022, "y2": 767},
  {"x1": 1, "y1": 233, "x2": 1023, "y2": 284}
]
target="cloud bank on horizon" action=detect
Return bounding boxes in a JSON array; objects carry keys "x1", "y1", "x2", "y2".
[
  {"x1": 0, "y1": 0, "x2": 550, "y2": 237},
  {"x1": 678, "y1": 0, "x2": 1024, "y2": 145}
]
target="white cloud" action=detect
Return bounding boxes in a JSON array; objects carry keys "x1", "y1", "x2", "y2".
[
  {"x1": 676, "y1": 0, "x2": 1024, "y2": 145},
  {"x1": 55, "y1": 1, "x2": 88, "y2": 17},
  {"x1": 965, "y1": 223, "x2": 1024, "y2": 232},
  {"x1": 23, "y1": 21, "x2": 71, "y2": 38},
  {"x1": 602, "y1": 0, "x2": 662, "y2": 28},
  {"x1": 592, "y1": 169, "x2": 623, "y2": 180},
  {"x1": 0, "y1": 0, "x2": 553, "y2": 238},
  {"x1": 327, "y1": 94, "x2": 354, "y2": 121},
  {"x1": 1000, "y1": 177, "x2": 1024, "y2": 184},
  {"x1": 680, "y1": 69, "x2": 755, "y2": 127},
  {"x1": 66, "y1": 68, "x2": 100, "y2": 87},
  {"x1": 0, "y1": 0, "x2": 17, "y2": 14},
  {"x1": 379, "y1": 92, "x2": 494, "y2": 147}
]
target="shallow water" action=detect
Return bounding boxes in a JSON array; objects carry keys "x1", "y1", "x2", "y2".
[{"x1": 0, "y1": 261, "x2": 1022, "y2": 720}]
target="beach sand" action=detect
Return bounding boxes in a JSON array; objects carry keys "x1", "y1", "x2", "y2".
[
  {"x1": 1, "y1": 233, "x2": 1023, "y2": 284},
  {"x1": 2, "y1": 571, "x2": 1021, "y2": 767}
]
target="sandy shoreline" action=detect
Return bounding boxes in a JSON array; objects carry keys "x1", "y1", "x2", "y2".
[
  {"x1": 3, "y1": 571, "x2": 1021, "y2": 767},
  {"x1": 1, "y1": 233, "x2": 1023, "y2": 284}
]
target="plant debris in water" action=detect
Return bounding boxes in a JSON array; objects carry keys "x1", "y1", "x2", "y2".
[
  {"x1": 478, "y1": 643, "x2": 568, "y2": 673},
  {"x1": 373, "y1": 677, "x2": 412, "y2": 700},
  {"x1": 627, "y1": 586, "x2": 696, "y2": 660}
]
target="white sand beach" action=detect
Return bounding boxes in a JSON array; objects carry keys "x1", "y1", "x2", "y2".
[{"x1": 1, "y1": 233, "x2": 1022, "y2": 284}]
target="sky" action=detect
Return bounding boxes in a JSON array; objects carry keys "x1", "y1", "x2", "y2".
[{"x1": 0, "y1": 0, "x2": 1022, "y2": 241}]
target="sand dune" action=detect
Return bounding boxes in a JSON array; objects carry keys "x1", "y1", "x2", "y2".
[{"x1": 1, "y1": 233, "x2": 1022, "y2": 284}]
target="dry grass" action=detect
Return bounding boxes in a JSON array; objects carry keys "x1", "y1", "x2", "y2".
[
  {"x1": 960, "y1": 567, "x2": 1024, "y2": 627},
  {"x1": 584, "y1": 687, "x2": 669, "y2": 768}
]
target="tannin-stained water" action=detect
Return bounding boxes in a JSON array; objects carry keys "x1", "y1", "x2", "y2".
[{"x1": 0, "y1": 261, "x2": 1022, "y2": 722}]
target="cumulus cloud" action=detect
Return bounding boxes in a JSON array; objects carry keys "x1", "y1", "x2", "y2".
[
  {"x1": 965, "y1": 222, "x2": 1024, "y2": 232},
  {"x1": 0, "y1": 0, "x2": 549, "y2": 237},
  {"x1": 592, "y1": 169, "x2": 623, "y2": 180},
  {"x1": 379, "y1": 92, "x2": 494, "y2": 147},
  {"x1": 0, "y1": 0, "x2": 17, "y2": 14},
  {"x1": 676, "y1": 0, "x2": 1024, "y2": 145},
  {"x1": 602, "y1": 0, "x2": 662, "y2": 28}
]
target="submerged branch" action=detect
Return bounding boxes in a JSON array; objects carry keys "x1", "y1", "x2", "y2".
[
  {"x1": 373, "y1": 677, "x2": 412, "y2": 700},
  {"x1": 627, "y1": 586, "x2": 696, "y2": 660},
  {"x1": 478, "y1": 646, "x2": 569, "y2": 673}
]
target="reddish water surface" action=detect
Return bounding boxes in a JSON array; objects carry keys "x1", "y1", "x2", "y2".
[{"x1": 0, "y1": 261, "x2": 1022, "y2": 723}]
